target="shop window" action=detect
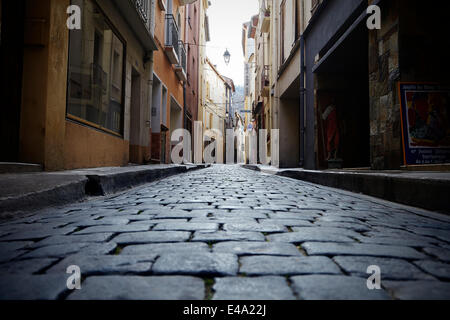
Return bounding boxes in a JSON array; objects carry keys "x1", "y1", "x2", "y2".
[{"x1": 67, "y1": 0, "x2": 125, "y2": 135}]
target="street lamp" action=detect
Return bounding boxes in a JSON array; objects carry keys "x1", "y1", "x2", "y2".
[{"x1": 223, "y1": 49, "x2": 231, "y2": 65}]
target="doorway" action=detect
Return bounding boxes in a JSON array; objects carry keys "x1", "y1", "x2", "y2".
[
  {"x1": 151, "y1": 74, "x2": 162, "y2": 162},
  {"x1": 1, "y1": 0, "x2": 25, "y2": 161},
  {"x1": 170, "y1": 96, "x2": 183, "y2": 163},
  {"x1": 315, "y1": 22, "x2": 370, "y2": 169},
  {"x1": 160, "y1": 127, "x2": 168, "y2": 164}
]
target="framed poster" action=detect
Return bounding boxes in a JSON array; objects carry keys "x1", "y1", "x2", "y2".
[{"x1": 398, "y1": 83, "x2": 450, "y2": 165}]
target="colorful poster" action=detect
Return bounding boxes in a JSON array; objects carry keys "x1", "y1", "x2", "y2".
[{"x1": 399, "y1": 83, "x2": 450, "y2": 165}]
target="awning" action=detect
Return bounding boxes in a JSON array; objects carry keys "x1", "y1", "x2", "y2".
[{"x1": 312, "y1": 0, "x2": 383, "y2": 74}]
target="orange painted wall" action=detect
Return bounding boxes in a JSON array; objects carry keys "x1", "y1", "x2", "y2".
[
  {"x1": 153, "y1": 0, "x2": 185, "y2": 163},
  {"x1": 64, "y1": 121, "x2": 129, "y2": 170},
  {"x1": 154, "y1": 1, "x2": 184, "y2": 108}
]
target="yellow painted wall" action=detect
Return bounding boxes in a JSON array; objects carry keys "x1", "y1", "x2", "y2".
[
  {"x1": 19, "y1": 0, "x2": 69, "y2": 171},
  {"x1": 64, "y1": 121, "x2": 129, "y2": 169}
]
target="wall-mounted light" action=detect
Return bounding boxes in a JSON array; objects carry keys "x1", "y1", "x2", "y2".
[{"x1": 223, "y1": 49, "x2": 231, "y2": 65}]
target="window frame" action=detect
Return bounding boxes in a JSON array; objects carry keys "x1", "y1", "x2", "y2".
[
  {"x1": 66, "y1": 0, "x2": 127, "y2": 138},
  {"x1": 280, "y1": 0, "x2": 286, "y2": 65}
]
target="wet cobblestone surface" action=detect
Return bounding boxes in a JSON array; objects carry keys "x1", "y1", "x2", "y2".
[{"x1": 0, "y1": 165, "x2": 450, "y2": 300}]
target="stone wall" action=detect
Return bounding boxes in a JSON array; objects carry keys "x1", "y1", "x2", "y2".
[{"x1": 368, "y1": 0, "x2": 402, "y2": 169}]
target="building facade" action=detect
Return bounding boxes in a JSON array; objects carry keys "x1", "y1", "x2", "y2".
[
  {"x1": 254, "y1": 0, "x2": 273, "y2": 159},
  {"x1": 242, "y1": 18, "x2": 257, "y2": 130},
  {"x1": 223, "y1": 76, "x2": 236, "y2": 129},
  {"x1": 197, "y1": 0, "x2": 210, "y2": 128},
  {"x1": 201, "y1": 58, "x2": 235, "y2": 163},
  {"x1": 151, "y1": 0, "x2": 187, "y2": 164},
  {"x1": 0, "y1": 0, "x2": 240, "y2": 170},
  {"x1": 184, "y1": 0, "x2": 201, "y2": 149},
  {"x1": 258, "y1": 0, "x2": 450, "y2": 169},
  {"x1": 1, "y1": 0, "x2": 158, "y2": 170}
]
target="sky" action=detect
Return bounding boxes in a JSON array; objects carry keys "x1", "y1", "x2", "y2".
[{"x1": 206, "y1": 0, "x2": 259, "y2": 87}]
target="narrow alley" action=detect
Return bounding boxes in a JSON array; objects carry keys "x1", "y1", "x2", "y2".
[{"x1": 1, "y1": 0, "x2": 450, "y2": 305}]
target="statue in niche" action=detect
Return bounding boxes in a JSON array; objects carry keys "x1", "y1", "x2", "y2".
[{"x1": 321, "y1": 100, "x2": 341, "y2": 162}]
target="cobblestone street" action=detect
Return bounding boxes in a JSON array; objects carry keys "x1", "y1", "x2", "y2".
[{"x1": 0, "y1": 165, "x2": 450, "y2": 300}]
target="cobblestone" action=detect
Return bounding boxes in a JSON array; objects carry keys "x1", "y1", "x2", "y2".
[
  {"x1": 214, "y1": 241, "x2": 302, "y2": 256},
  {"x1": 302, "y1": 242, "x2": 427, "y2": 260},
  {"x1": 152, "y1": 252, "x2": 238, "y2": 276},
  {"x1": 29, "y1": 233, "x2": 115, "y2": 248},
  {"x1": 267, "y1": 230, "x2": 355, "y2": 244},
  {"x1": 73, "y1": 225, "x2": 151, "y2": 235},
  {"x1": 213, "y1": 277, "x2": 296, "y2": 300},
  {"x1": 153, "y1": 222, "x2": 218, "y2": 232},
  {"x1": 413, "y1": 260, "x2": 450, "y2": 280},
  {"x1": 333, "y1": 256, "x2": 435, "y2": 280},
  {"x1": 113, "y1": 231, "x2": 191, "y2": 245},
  {"x1": 121, "y1": 243, "x2": 210, "y2": 255},
  {"x1": 240, "y1": 256, "x2": 342, "y2": 276},
  {"x1": 0, "y1": 275, "x2": 68, "y2": 300},
  {"x1": 0, "y1": 258, "x2": 57, "y2": 274},
  {"x1": 290, "y1": 275, "x2": 391, "y2": 300},
  {"x1": 383, "y1": 281, "x2": 450, "y2": 300},
  {"x1": 223, "y1": 222, "x2": 288, "y2": 233},
  {"x1": 67, "y1": 276, "x2": 205, "y2": 300},
  {"x1": 47, "y1": 255, "x2": 157, "y2": 275},
  {"x1": 192, "y1": 231, "x2": 265, "y2": 242}
]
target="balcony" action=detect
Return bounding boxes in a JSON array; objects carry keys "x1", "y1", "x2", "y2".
[
  {"x1": 165, "y1": 14, "x2": 180, "y2": 65},
  {"x1": 175, "y1": 41, "x2": 187, "y2": 82},
  {"x1": 261, "y1": 65, "x2": 270, "y2": 97},
  {"x1": 111, "y1": 0, "x2": 157, "y2": 52},
  {"x1": 179, "y1": 0, "x2": 198, "y2": 4},
  {"x1": 133, "y1": 0, "x2": 149, "y2": 24},
  {"x1": 261, "y1": 10, "x2": 270, "y2": 33}
]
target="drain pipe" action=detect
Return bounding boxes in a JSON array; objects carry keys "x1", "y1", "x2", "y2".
[
  {"x1": 299, "y1": 35, "x2": 306, "y2": 168},
  {"x1": 146, "y1": 51, "x2": 154, "y2": 164},
  {"x1": 145, "y1": 0, "x2": 157, "y2": 163}
]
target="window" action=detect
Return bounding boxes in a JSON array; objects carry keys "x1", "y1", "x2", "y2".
[
  {"x1": 280, "y1": 0, "x2": 286, "y2": 64},
  {"x1": 67, "y1": 0, "x2": 125, "y2": 135},
  {"x1": 294, "y1": 0, "x2": 299, "y2": 41},
  {"x1": 158, "y1": 0, "x2": 167, "y2": 11},
  {"x1": 177, "y1": 11, "x2": 182, "y2": 30},
  {"x1": 311, "y1": 0, "x2": 321, "y2": 14},
  {"x1": 162, "y1": 86, "x2": 168, "y2": 127}
]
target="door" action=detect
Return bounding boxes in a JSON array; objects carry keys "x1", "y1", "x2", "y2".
[
  {"x1": 160, "y1": 130, "x2": 167, "y2": 164},
  {"x1": 0, "y1": 0, "x2": 25, "y2": 161}
]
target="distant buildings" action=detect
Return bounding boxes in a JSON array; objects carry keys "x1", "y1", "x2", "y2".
[
  {"x1": 202, "y1": 58, "x2": 235, "y2": 163},
  {"x1": 242, "y1": 18, "x2": 257, "y2": 131}
]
